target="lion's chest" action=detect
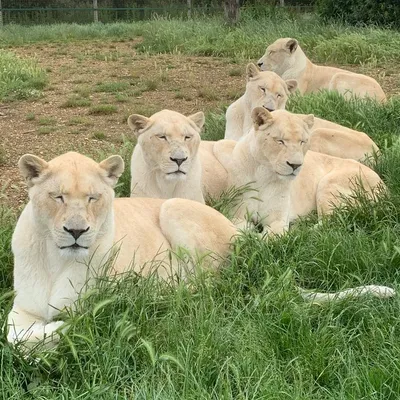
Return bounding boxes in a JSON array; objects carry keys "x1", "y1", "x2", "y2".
[{"x1": 14, "y1": 247, "x2": 91, "y2": 322}]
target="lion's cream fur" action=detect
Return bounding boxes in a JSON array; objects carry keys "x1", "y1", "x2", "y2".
[
  {"x1": 201, "y1": 109, "x2": 383, "y2": 235},
  {"x1": 225, "y1": 64, "x2": 297, "y2": 141},
  {"x1": 225, "y1": 64, "x2": 378, "y2": 162},
  {"x1": 129, "y1": 110, "x2": 206, "y2": 203},
  {"x1": 8, "y1": 152, "x2": 236, "y2": 347},
  {"x1": 257, "y1": 38, "x2": 386, "y2": 102}
]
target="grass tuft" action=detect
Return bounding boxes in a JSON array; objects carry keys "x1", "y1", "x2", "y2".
[
  {"x1": 61, "y1": 96, "x2": 92, "y2": 108},
  {"x1": 88, "y1": 104, "x2": 118, "y2": 115},
  {"x1": 0, "y1": 50, "x2": 47, "y2": 101}
]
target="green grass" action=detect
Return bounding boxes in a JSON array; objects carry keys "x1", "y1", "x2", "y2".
[
  {"x1": 95, "y1": 81, "x2": 130, "y2": 93},
  {"x1": 66, "y1": 117, "x2": 93, "y2": 126},
  {"x1": 25, "y1": 112, "x2": 35, "y2": 121},
  {"x1": 91, "y1": 131, "x2": 107, "y2": 140},
  {"x1": 1, "y1": 11, "x2": 400, "y2": 66},
  {"x1": 1, "y1": 12, "x2": 400, "y2": 399},
  {"x1": 37, "y1": 126, "x2": 56, "y2": 135},
  {"x1": 37, "y1": 116, "x2": 56, "y2": 126},
  {"x1": 88, "y1": 104, "x2": 118, "y2": 115},
  {"x1": 61, "y1": 96, "x2": 92, "y2": 108},
  {"x1": 0, "y1": 50, "x2": 47, "y2": 101},
  {"x1": 286, "y1": 92, "x2": 400, "y2": 149}
]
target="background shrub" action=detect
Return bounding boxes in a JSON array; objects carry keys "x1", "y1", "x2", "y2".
[{"x1": 317, "y1": 0, "x2": 400, "y2": 28}]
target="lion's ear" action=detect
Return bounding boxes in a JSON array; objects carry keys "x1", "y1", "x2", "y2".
[
  {"x1": 285, "y1": 39, "x2": 298, "y2": 54},
  {"x1": 302, "y1": 114, "x2": 314, "y2": 129},
  {"x1": 285, "y1": 79, "x2": 298, "y2": 94},
  {"x1": 99, "y1": 155, "x2": 125, "y2": 187},
  {"x1": 188, "y1": 111, "x2": 205, "y2": 131},
  {"x1": 252, "y1": 107, "x2": 274, "y2": 130},
  {"x1": 18, "y1": 154, "x2": 48, "y2": 187},
  {"x1": 246, "y1": 63, "x2": 259, "y2": 80},
  {"x1": 127, "y1": 114, "x2": 151, "y2": 137}
]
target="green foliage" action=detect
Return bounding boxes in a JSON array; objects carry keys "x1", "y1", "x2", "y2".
[
  {"x1": 0, "y1": 50, "x2": 47, "y2": 101},
  {"x1": 317, "y1": 0, "x2": 400, "y2": 28},
  {"x1": 287, "y1": 92, "x2": 400, "y2": 149},
  {"x1": 1, "y1": 14, "x2": 400, "y2": 66}
]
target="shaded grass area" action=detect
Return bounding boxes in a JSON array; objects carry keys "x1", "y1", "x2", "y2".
[
  {"x1": 0, "y1": 50, "x2": 47, "y2": 101},
  {"x1": 1, "y1": 89, "x2": 400, "y2": 397},
  {"x1": 1, "y1": 11, "x2": 400, "y2": 66}
]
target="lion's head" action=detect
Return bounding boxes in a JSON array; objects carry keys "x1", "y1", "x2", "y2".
[
  {"x1": 128, "y1": 109, "x2": 205, "y2": 181},
  {"x1": 244, "y1": 63, "x2": 297, "y2": 112},
  {"x1": 19, "y1": 152, "x2": 124, "y2": 258},
  {"x1": 257, "y1": 38, "x2": 300, "y2": 76},
  {"x1": 250, "y1": 107, "x2": 314, "y2": 179}
]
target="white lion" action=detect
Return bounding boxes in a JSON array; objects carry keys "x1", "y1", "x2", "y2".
[
  {"x1": 7, "y1": 152, "x2": 236, "y2": 347},
  {"x1": 129, "y1": 109, "x2": 206, "y2": 203},
  {"x1": 225, "y1": 63, "x2": 378, "y2": 162},
  {"x1": 7, "y1": 151, "x2": 394, "y2": 348},
  {"x1": 225, "y1": 63, "x2": 297, "y2": 141},
  {"x1": 204, "y1": 108, "x2": 384, "y2": 235},
  {"x1": 257, "y1": 38, "x2": 386, "y2": 101}
]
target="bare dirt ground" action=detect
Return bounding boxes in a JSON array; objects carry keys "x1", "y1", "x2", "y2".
[{"x1": 1, "y1": 40, "x2": 399, "y2": 209}]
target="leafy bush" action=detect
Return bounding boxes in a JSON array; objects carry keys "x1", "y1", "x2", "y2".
[{"x1": 317, "y1": 0, "x2": 400, "y2": 28}]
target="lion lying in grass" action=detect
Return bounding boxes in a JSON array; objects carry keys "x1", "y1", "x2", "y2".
[
  {"x1": 257, "y1": 38, "x2": 386, "y2": 102},
  {"x1": 203, "y1": 108, "x2": 383, "y2": 235},
  {"x1": 7, "y1": 151, "x2": 236, "y2": 347},
  {"x1": 225, "y1": 63, "x2": 378, "y2": 162},
  {"x1": 7, "y1": 151, "x2": 394, "y2": 349}
]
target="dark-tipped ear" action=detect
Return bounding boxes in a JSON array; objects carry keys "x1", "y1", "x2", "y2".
[
  {"x1": 285, "y1": 79, "x2": 298, "y2": 94},
  {"x1": 246, "y1": 63, "x2": 260, "y2": 80},
  {"x1": 188, "y1": 111, "x2": 205, "y2": 131},
  {"x1": 18, "y1": 154, "x2": 48, "y2": 187},
  {"x1": 252, "y1": 107, "x2": 274, "y2": 130},
  {"x1": 285, "y1": 39, "x2": 298, "y2": 54},
  {"x1": 302, "y1": 114, "x2": 314, "y2": 129},
  {"x1": 99, "y1": 155, "x2": 125, "y2": 187},
  {"x1": 127, "y1": 114, "x2": 151, "y2": 137}
]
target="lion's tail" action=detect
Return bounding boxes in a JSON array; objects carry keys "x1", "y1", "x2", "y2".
[{"x1": 298, "y1": 285, "x2": 395, "y2": 303}]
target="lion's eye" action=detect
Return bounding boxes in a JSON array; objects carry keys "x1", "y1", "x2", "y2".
[
  {"x1": 88, "y1": 196, "x2": 98, "y2": 203},
  {"x1": 184, "y1": 136, "x2": 192, "y2": 141},
  {"x1": 277, "y1": 93, "x2": 283, "y2": 98},
  {"x1": 276, "y1": 139, "x2": 284, "y2": 145},
  {"x1": 54, "y1": 195, "x2": 64, "y2": 204},
  {"x1": 300, "y1": 140, "x2": 307, "y2": 145},
  {"x1": 158, "y1": 135, "x2": 167, "y2": 140},
  {"x1": 260, "y1": 87, "x2": 266, "y2": 94}
]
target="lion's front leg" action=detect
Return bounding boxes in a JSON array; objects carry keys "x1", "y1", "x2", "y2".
[
  {"x1": 261, "y1": 205, "x2": 290, "y2": 237},
  {"x1": 7, "y1": 305, "x2": 64, "y2": 349},
  {"x1": 262, "y1": 219, "x2": 289, "y2": 236}
]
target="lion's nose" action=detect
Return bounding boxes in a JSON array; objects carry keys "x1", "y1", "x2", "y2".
[
  {"x1": 63, "y1": 226, "x2": 90, "y2": 240},
  {"x1": 170, "y1": 157, "x2": 187, "y2": 167},
  {"x1": 287, "y1": 162, "x2": 302, "y2": 171}
]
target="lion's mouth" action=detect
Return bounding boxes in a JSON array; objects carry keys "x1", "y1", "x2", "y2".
[
  {"x1": 277, "y1": 172, "x2": 297, "y2": 178},
  {"x1": 167, "y1": 170, "x2": 186, "y2": 175},
  {"x1": 59, "y1": 243, "x2": 89, "y2": 250}
]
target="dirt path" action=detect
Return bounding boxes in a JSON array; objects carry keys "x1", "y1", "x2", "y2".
[{"x1": 0, "y1": 40, "x2": 398, "y2": 209}]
